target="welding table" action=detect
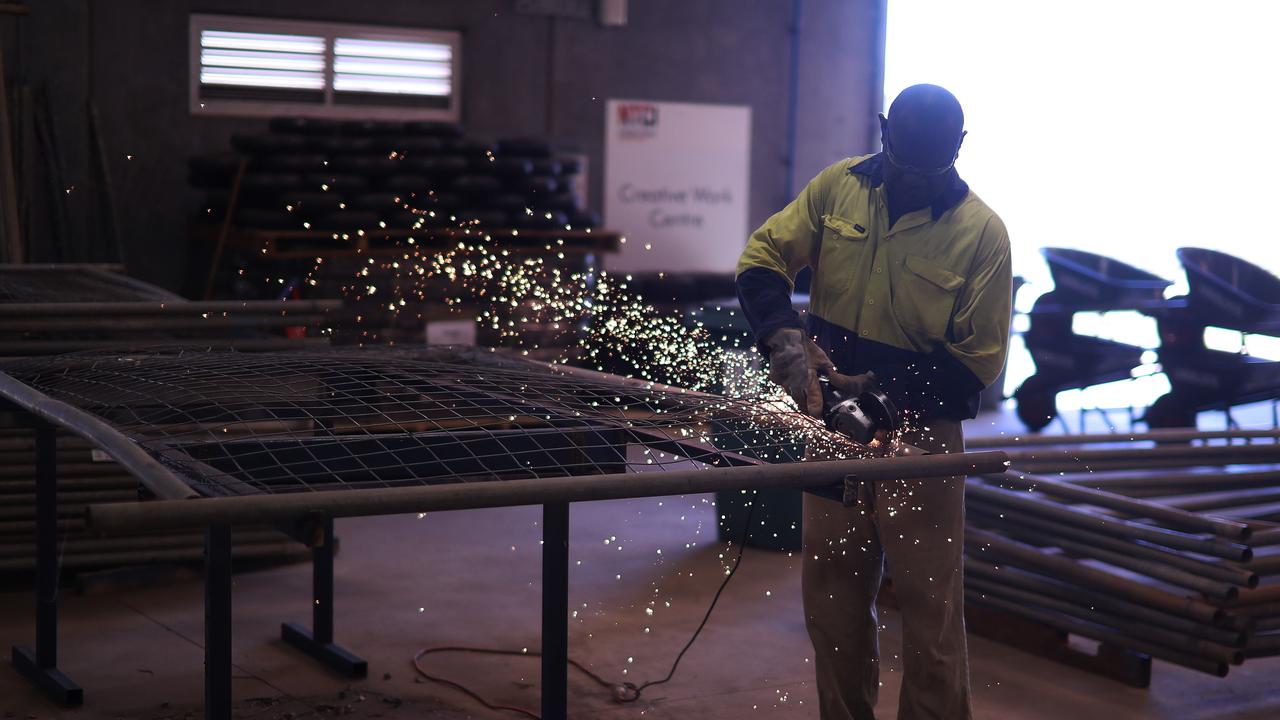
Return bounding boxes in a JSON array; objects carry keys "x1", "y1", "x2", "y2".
[{"x1": 0, "y1": 347, "x2": 1007, "y2": 720}]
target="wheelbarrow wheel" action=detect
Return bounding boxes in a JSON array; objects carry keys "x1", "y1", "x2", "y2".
[
  {"x1": 1144, "y1": 392, "x2": 1196, "y2": 429},
  {"x1": 1014, "y1": 377, "x2": 1057, "y2": 432}
]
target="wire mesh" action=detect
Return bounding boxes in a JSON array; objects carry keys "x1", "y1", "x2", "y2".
[
  {"x1": 0, "y1": 267, "x2": 178, "y2": 303},
  {"x1": 0, "y1": 347, "x2": 867, "y2": 497}
]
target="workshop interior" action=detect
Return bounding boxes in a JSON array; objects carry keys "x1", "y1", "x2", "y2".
[{"x1": 2, "y1": 1, "x2": 1279, "y2": 719}]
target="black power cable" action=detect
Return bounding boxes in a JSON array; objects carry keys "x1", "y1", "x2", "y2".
[{"x1": 410, "y1": 495, "x2": 760, "y2": 718}]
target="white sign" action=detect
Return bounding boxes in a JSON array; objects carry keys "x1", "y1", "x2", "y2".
[{"x1": 604, "y1": 99, "x2": 751, "y2": 274}]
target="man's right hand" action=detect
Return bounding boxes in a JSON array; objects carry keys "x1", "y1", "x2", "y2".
[{"x1": 764, "y1": 327, "x2": 832, "y2": 418}]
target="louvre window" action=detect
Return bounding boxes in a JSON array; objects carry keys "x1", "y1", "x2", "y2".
[{"x1": 190, "y1": 15, "x2": 461, "y2": 120}]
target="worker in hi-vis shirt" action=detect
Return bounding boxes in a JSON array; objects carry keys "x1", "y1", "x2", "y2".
[{"x1": 736, "y1": 84, "x2": 1012, "y2": 720}]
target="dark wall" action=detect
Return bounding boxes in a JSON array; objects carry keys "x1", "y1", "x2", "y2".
[{"x1": 5, "y1": 0, "x2": 880, "y2": 291}]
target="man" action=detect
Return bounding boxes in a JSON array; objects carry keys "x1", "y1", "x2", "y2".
[{"x1": 735, "y1": 84, "x2": 1011, "y2": 720}]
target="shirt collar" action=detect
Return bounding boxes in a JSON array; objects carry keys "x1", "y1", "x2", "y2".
[{"x1": 847, "y1": 153, "x2": 969, "y2": 220}]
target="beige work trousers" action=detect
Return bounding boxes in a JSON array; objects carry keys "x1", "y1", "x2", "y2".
[{"x1": 802, "y1": 419, "x2": 971, "y2": 720}]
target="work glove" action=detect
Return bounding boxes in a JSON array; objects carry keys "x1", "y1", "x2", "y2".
[{"x1": 765, "y1": 328, "x2": 880, "y2": 418}]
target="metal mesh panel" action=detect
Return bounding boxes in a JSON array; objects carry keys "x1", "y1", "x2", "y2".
[
  {"x1": 0, "y1": 267, "x2": 179, "y2": 303},
  {"x1": 0, "y1": 347, "x2": 865, "y2": 497}
]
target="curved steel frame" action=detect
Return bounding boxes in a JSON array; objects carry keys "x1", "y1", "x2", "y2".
[{"x1": 0, "y1": 366, "x2": 1010, "y2": 720}]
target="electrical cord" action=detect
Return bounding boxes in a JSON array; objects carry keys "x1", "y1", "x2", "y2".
[{"x1": 410, "y1": 496, "x2": 759, "y2": 718}]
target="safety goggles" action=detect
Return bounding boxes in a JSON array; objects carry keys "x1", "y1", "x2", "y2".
[{"x1": 882, "y1": 126, "x2": 965, "y2": 177}]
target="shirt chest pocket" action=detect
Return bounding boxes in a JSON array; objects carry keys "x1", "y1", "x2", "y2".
[
  {"x1": 893, "y1": 254, "x2": 965, "y2": 344},
  {"x1": 816, "y1": 215, "x2": 868, "y2": 291}
]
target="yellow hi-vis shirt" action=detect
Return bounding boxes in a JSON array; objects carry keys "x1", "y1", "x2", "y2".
[{"x1": 735, "y1": 153, "x2": 1012, "y2": 419}]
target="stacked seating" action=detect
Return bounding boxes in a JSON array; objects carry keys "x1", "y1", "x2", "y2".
[{"x1": 189, "y1": 118, "x2": 600, "y2": 234}]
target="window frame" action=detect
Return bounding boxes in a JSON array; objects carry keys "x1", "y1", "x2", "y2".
[{"x1": 188, "y1": 13, "x2": 462, "y2": 121}]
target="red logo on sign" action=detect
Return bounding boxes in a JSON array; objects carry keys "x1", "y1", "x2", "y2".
[{"x1": 617, "y1": 103, "x2": 659, "y2": 127}]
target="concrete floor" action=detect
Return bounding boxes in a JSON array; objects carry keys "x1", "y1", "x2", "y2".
[{"x1": 2, "y1": 408, "x2": 1279, "y2": 719}]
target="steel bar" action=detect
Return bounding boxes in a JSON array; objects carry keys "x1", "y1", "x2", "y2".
[
  {"x1": 10, "y1": 422, "x2": 83, "y2": 705},
  {"x1": 0, "y1": 373, "x2": 196, "y2": 500},
  {"x1": 1235, "y1": 602, "x2": 1280, "y2": 619},
  {"x1": 985, "y1": 470, "x2": 1251, "y2": 540},
  {"x1": 965, "y1": 590, "x2": 1229, "y2": 676},
  {"x1": 965, "y1": 527, "x2": 1225, "y2": 625},
  {"x1": 205, "y1": 524, "x2": 233, "y2": 720},
  {"x1": 994, "y1": 522, "x2": 1239, "y2": 601},
  {"x1": 970, "y1": 429, "x2": 1280, "y2": 448},
  {"x1": 35, "y1": 424, "x2": 56, "y2": 666},
  {"x1": 280, "y1": 517, "x2": 368, "y2": 677},
  {"x1": 0, "y1": 337, "x2": 332, "y2": 356},
  {"x1": 0, "y1": 463, "x2": 129, "y2": 480},
  {"x1": 1244, "y1": 632, "x2": 1280, "y2": 656},
  {"x1": 0, "y1": 299, "x2": 343, "y2": 317},
  {"x1": 966, "y1": 576, "x2": 1244, "y2": 665},
  {"x1": 967, "y1": 506, "x2": 1258, "y2": 589},
  {"x1": 0, "y1": 314, "x2": 331, "y2": 332},
  {"x1": 1226, "y1": 585, "x2": 1280, "y2": 607},
  {"x1": 0, "y1": 529, "x2": 288, "y2": 558},
  {"x1": 964, "y1": 559, "x2": 1247, "y2": 647},
  {"x1": 1249, "y1": 527, "x2": 1280, "y2": 546},
  {"x1": 0, "y1": 491, "x2": 138, "y2": 508},
  {"x1": 966, "y1": 480, "x2": 1252, "y2": 561},
  {"x1": 1254, "y1": 618, "x2": 1280, "y2": 633},
  {"x1": 1159, "y1": 487, "x2": 1280, "y2": 512},
  {"x1": 542, "y1": 502, "x2": 570, "y2": 720},
  {"x1": 0, "y1": 541, "x2": 309, "y2": 572},
  {"x1": 0, "y1": 476, "x2": 139, "y2": 493},
  {"x1": 86, "y1": 451, "x2": 1011, "y2": 532},
  {"x1": 1056, "y1": 468, "x2": 1280, "y2": 493},
  {"x1": 1005, "y1": 444, "x2": 1280, "y2": 466}
]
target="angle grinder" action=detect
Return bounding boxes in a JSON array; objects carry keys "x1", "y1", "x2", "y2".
[{"x1": 817, "y1": 373, "x2": 901, "y2": 446}]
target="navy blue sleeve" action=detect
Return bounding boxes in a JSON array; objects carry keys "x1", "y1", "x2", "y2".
[
  {"x1": 930, "y1": 346, "x2": 987, "y2": 417},
  {"x1": 736, "y1": 267, "x2": 804, "y2": 353}
]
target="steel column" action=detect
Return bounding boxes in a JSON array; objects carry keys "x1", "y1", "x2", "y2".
[
  {"x1": 542, "y1": 502, "x2": 570, "y2": 720},
  {"x1": 205, "y1": 524, "x2": 233, "y2": 720},
  {"x1": 11, "y1": 421, "x2": 82, "y2": 706},
  {"x1": 281, "y1": 517, "x2": 367, "y2": 677}
]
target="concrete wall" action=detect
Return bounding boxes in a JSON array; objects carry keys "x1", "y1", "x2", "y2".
[{"x1": 3, "y1": 0, "x2": 881, "y2": 291}]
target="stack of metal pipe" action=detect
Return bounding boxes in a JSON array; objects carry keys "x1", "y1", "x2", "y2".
[
  {"x1": 0, "y1": 427, "x2": 307, "y2": 584},
  {"x1": 965, "y1": 429, "x2": 1280, "y2": 677}
]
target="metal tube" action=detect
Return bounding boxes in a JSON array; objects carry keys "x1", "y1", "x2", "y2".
[
  {"x1": 0, "y1": 541, "x2": 308, "y2": 572},
  {"x1": 0, "y1": 476, "x2": 138, "y2": 493},
  {"x1": 968, "y1": 506, "x2": 1258, "y2": 589},
  {"x1": 1235, "y1": 602, "x2": 1280, "y2": 619},
  {"x1": 1159, "y1": 486, "x2": 1280, "y2": 512},
  {"x1": 967, "y1": 480, "x2": 1252, "y2": 561},
  {"x1": 541, "y1": 503, "x2": 569, "y2": 720},
  {"x1": 966, "y1": 576, "x2": 1243, "y2": 665},
  {"x1": 0, "y1": 529, "x2": 287, "y2": 558},
  {"x1": 205, "y1": 524, "x2": 233, "y2": 720},
  {"x1": 0, "y1": 372, "x2": 196, "y2": 500},
  {"x1": 314, "y1": 517, "x2": 334, "y2": 645},
  {"x1": 0, "y1": 491, "x2": 139, "y2": 509},
  {"x1": 0, "y1": 337, "x2": 332, "y2": 356},
  {"x1": 0, "y1": 314, "x2": 331, "y2": 332},
  {"x1": 35, "y1": 422, "x2": 56, "y2": 668},
  {"x1": 964, "y1": 590, "x2": 1229, "y2": 677},
  {"x1": 0, "y1": 299, "x2": 343, "y2": 317},
  {"x1": 1249, "y1": 527, "x2": 1280, "y2": 546},
  {"x1": 964, "y1": 559, "x2": 1247, "y2": 647},
  {"x1": 968, "y1": 429, "x2": 1280, "y2": 448},
  {"x1": 986, "y1": 470, "x2": 1250, "y2": 540},
  {"x1": 0, "y1": 463, "x2": 130, "y2": 479},
  {"x1": 965, "y1": 527, "x2": 1224, "y2": 625},
  {"x1": 977, "y1": 517, "x2": 1239, "y2": 601},
  {"x1": 1228, "y1": 584, "x2": 1280, "y2": 607},
  {"x1": 86, "y1": 451, "x2": 1010, "y2": 532},
  {"x1": 1055, "y1": 468, "x2": 1280, "y2": 493},
  {"x1": 1004, "y1": 444, "x2": 1280, "y2": 465}
]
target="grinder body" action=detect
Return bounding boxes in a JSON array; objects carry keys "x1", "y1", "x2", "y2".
[{"x1": 818, "y1": 377, "x2": 901, "y2": 445}]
